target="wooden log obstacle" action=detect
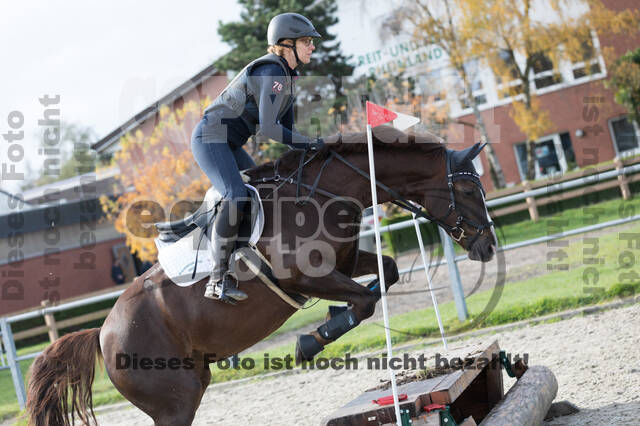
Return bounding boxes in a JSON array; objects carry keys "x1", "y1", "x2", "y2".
[{"x1": 324, "y1": 341, "x2": 560, "y2": 426}]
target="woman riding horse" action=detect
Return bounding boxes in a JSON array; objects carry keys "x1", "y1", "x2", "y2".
[
  {"x1": 26, "y1": 128, "x2": 497, "y2": 426},
  {"x1": 191, "y1": 12, "x2": 324, "y2": 303}
]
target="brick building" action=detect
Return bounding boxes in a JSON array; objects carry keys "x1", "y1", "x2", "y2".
[
  {"x1": 335, "y1": 0, "x2": 640, "y2": 191},
  {"x1": 0, "y1": 65, "x2": 228, "y2": 315}
]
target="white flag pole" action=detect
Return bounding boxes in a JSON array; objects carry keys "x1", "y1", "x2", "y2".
[
  {"x1": 411, "y1": 212, "x2": 448, "y2": 350},
  {"x1": 365, "y1": 123, "x2": 403, "y2": 424}
]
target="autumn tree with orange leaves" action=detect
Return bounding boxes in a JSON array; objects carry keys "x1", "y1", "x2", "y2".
[
  {"x1": 460, "y1": 0, "x2": 639, "y2": 180},
  {"x1": 100, "y1": 100, "x2": 212, "y2": 262},
  {"x1": 387, "y1": 0, "x2": 508, "y2": 189}
]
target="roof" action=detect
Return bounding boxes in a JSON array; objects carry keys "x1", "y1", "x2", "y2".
[
  {"x1": 0, "y1": 197, "x2": 104, "y2": 239},
  {"x1": 0, "y1": 189, "x2": 36, "y2": 215},
  {"x1": 1, "y1": 168, "x2": 121, "y2": 238},
  {"x1": 21, "y1": 167, "x2": 122, "y2": 204},
  {"x1": 91, "y1": 63, "x2": 222, "y2": 153}
]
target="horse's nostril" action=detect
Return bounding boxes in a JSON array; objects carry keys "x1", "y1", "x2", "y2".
[{"x1": 489, "y1": 244, "x2": 496, "y2": 254}]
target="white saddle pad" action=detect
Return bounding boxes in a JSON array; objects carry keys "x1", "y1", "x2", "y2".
[{"x1": 154, "y1": 184, "x2": 264, "y2": 286}]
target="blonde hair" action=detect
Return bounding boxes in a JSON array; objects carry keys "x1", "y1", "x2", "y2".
[{"x1": 267, "y1": 39, "x2": 293, "y2": 56}]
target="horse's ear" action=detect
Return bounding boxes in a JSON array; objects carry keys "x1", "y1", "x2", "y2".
[
  {"x1": 450, "y1": 142, "x2": 486, "y2": 170},
  {"x1": 451, "y1": 144, "x2": 476, "y2": 166},
  {"x1": 463, "y1": 142, "x2": 485, "y2": 162}
]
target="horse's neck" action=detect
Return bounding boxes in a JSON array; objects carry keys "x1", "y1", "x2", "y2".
[
  {"x1": 321, "y1": 146, "x2": 444, "y2": 207},
  {"x1": 248, "y1": 145, "x2": 443, "y2": 207}
]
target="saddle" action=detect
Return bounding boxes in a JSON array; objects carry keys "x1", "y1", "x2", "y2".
[
  {"x1": 155, "y1": 185, "x2": 261, "y2": 245},
  {"x1": 153, "y1": 185, "x2": 308, "y2": 309}
]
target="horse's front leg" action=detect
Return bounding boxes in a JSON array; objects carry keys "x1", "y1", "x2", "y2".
[
  {"x1": 352, "y1": 249, "x2": 400, "y2": 293},
  {"x1": 281, "y1": 269, "x2": 379, "y2": 363},
  {"x1": 322, "y1": 250, "x2": 401, "y2": 322}
]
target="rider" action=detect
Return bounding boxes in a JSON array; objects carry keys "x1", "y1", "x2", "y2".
[{"x1": 191, "y1": 13, "x2": 324, "y2": 303}]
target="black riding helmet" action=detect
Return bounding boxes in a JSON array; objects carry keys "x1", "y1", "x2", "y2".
[{"x1": 267, "y1": 13, "x2": 321, "y2": 64}]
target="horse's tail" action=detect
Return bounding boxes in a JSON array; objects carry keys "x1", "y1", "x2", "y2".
[{"x1": 26, "y1": 327, "x2": 103, "y2": 426}]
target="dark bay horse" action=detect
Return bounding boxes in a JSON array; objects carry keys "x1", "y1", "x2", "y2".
[{"x1": 26, "y1": 127, "x2": 496, "y2": 425}]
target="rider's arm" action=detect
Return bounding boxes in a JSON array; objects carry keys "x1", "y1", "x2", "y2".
[{"x1": 250, "y1": 64, "x2": 319, "y2": 148}]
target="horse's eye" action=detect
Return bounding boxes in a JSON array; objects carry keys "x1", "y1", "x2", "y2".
[{"x1": 463, "y1": 188, "x2": 475, "y2": 196}]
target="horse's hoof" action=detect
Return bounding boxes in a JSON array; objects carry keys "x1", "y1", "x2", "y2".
[
  {"x1": 326, "y1": 305, "x2": 349, "y2": 321},
  {"x1": 295, "y1": 334, "x2": 324, "y2": 364}
]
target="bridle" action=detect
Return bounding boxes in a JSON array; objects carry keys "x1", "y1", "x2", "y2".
[
  {"x1": 438, "y1": 147, "x2": 494, "y2": 247},
  {"x1": 250, "y1": 143, "x2": 494, "y2": 248}
]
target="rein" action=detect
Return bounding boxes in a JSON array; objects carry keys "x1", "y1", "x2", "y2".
[
  {"x1": 254, "y1": 148, "x2": 360, "y2": 213},
  {"x1": 249, "y1": 144, "x2": 494, "y2": 247}
]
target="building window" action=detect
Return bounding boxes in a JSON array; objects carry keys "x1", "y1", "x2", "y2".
[
  {"x1": 457, "y1": 60, "x2": 488, "y2": 109},
  {"x1": 572, "y1": 62, "x2": 601, "y2": 80},
  {"x1": 495, "y1": 49, "x2": 523, "y2": 99},
  {"x1": 497, "y1": 49, "x2": 520, "y2": 81},
  {"x1": 531, "y1": 52, "x2": 563, "y2": 90},
  {"x1": 458, "y1": 78, "x2": 488, "y2": 109},
  {"x1": 560, "y1": 132, "x2": 576, "y2": 170},
  {"x1": 514, "y1": 133, "x2": 572, "y2": 181},
  {"x1": 571, "y1": 31, "x2": 603, "y2": 80},
  {"x1": 419, "y1": 68, "x2": 447, "y2": 103},
  {"x1": 609, "y1": 116, "x2": 640, "y2": 156}
]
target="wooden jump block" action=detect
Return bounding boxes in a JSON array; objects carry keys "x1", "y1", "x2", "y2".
[
  {"x1": 325, "y1": 376, "x2": 447, "y2": 425},
  {"x1": 324, "y1": 341, "x2": 504, "y2": 426}
]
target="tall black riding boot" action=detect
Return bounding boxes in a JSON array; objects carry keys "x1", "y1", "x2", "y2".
[{"x1": 204, "y1": 199, "x2": 248, "y2": 303}]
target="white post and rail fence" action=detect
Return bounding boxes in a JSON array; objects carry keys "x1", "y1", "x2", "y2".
[{"x1": 1, "y1": 155, "x2": 640, "y2": 410}]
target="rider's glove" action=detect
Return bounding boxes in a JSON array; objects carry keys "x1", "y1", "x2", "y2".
[
  {"x1": 309, "y1": 138, "x2": 325, "y2": 151},
  {"x1": 292, "y1": 138, "x2": 324, "y2": 151}
]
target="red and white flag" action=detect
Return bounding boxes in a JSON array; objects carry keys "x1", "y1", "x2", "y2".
[{"x1": 366, "y1": 101, "x2": 421, "y2": 131}]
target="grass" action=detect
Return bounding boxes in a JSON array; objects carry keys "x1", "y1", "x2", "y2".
[
  {"x1": 492, "y1": 195, "x2": 640, "y2": 248},
  {"x1": 1, "y1": 197, "x2": 639, "y2": 423},
  {"x1": 428, "y1": 191, "x2": 640, "y2": 257}
]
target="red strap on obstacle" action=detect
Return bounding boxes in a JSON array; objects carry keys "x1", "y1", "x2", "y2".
[
  {"x1": 372, "y1": 393, "x2": 407, "y2": 405},
  {"x1": 424, "y1": 403, "x2": 446, "y2": 412},
  {"x1": 366, "y1": 101, "x2": 398, "y2": 128}
]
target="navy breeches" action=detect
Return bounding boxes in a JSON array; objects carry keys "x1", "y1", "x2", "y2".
[{"x1": 191, "y1": 114, "x2": 256, "y2": 212}]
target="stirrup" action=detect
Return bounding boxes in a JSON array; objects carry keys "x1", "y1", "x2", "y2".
[{"x1": 204, "y1": 275, "x2": 247, "y2": 304}]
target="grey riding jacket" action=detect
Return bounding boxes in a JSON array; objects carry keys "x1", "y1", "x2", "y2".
[{"x1": 203, "y1": 53, "x2": 315, "y2": 148}]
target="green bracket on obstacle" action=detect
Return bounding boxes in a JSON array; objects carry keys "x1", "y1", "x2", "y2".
[
  {"x1": 499, "y1": 350, "x2": 516, "y2": 378},
  {"x1": 400, "y1": 408, "x2": 412, "y2": 426},
  {"x1": 438, "y1": 406, "x2": 457, "y2": 426},
  {"x1": 423, "y1": 404, "x2": 457, "y2": 426}
]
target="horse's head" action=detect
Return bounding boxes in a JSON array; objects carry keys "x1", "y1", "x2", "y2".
[{"x1": 420, "y1": 142, "x2": 496, "y2": 262}]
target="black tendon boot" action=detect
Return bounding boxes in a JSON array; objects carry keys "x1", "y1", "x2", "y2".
[{"x1": 204, "y1": 200, "x2": 248, "y2": 303}]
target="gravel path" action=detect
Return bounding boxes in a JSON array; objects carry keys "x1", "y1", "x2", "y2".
[{"x1": 95, "y1": 302, "x2": 640, "y2": 425}]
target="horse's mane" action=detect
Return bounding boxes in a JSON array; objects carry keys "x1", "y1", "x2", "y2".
[{"x1": 249, "y1": 126, "x2": 444, "y2": 177}]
